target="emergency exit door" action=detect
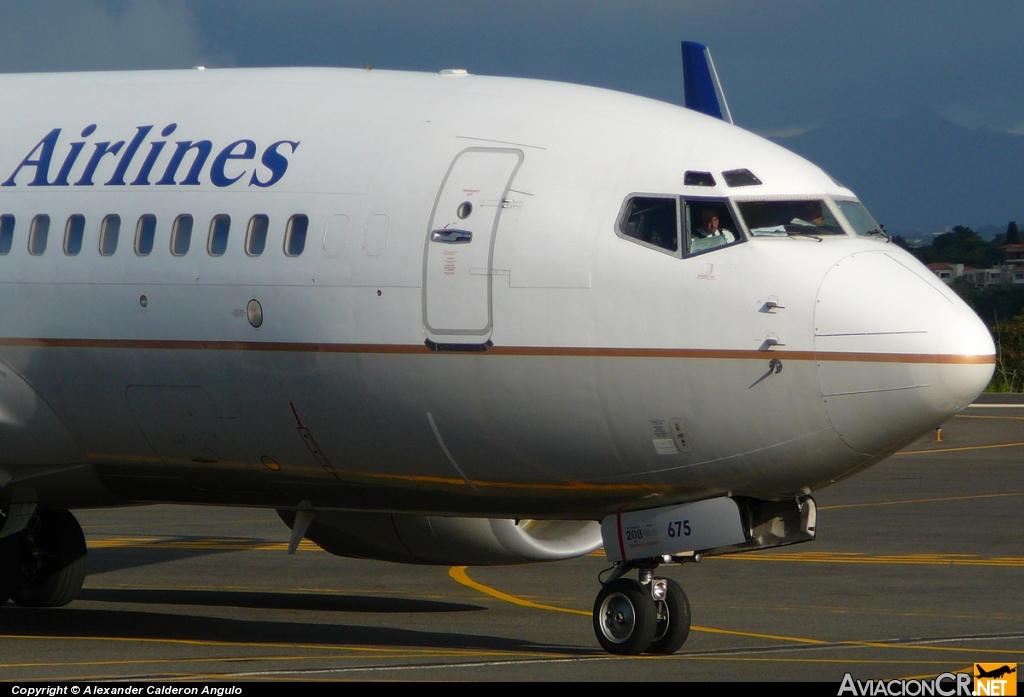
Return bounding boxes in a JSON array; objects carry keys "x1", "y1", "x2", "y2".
[{"x1": 423, "y1": 148, "x2": 523, "y2": 344}]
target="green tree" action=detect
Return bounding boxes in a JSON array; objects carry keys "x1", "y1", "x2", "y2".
[
  {"x1": 1008, "y1": 221, "x2": 1020, "y2": 245},
  {"x1": 990, "y1": 313, "x2": 1024, "y2": 391},
  {"x1": 949, "y1": 276, "x2": 977, "y2": 306},
  {"x1": 912, "y1": 225, "x2": 1006, "y2": 268},
  {"x1": 944, "y1": 281, "x2": 1024, "y2": 327},
  {"x1": 927, "y1": 225, "x2": 1005, "y2": 268},
  {"x1": 890, "y1": 234, "x2": 911, "y2": 251}
]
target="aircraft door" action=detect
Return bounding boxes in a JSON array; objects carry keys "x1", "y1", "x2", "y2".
[{"x1": 423, "y1": 148, "x2": 523, "y2": 345}]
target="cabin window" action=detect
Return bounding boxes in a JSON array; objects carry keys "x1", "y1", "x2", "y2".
[
  {"x1": 64, "y1": 215, "x2": 85, "y2": 256},
  {"x1": 246, "y1": 215, "x2": 269, "y2": 256},
  {"x1": 684, "y1": 199, "x2": 742, "y2": 254},
  {"x1": 363, "y1": 214, "x2": 390, "y2": 256},
  {"x1": 29, "y1": 215, "x2": 49, "y2": 255},
  {"x1": 0, "y1": 216, "x2": 13, "y2": 255},
  {"x1": 208, "y1": 215, "x2": 230, "y2": 256},
  {"x1": 323, "y1": 215, "x2": 350, "y2": 257},
  {"x1": 170, "y1": 215, "x2": 193, "y2": 256},
  {"x1": 135, "y1": 215, "x2": 156, "y2": 256},
  {"x1": 284, "y1": 214, "x2": 308, "y2": 257},
  {"x1": 99, "y1": 215, "x2": 120, "y2": 256},
  {"x1": 735, "y1": 200, "x2": 844, "y2": 237},
  {"x1": 617, "y1": 196, "x2": 679, "y2": 254}
]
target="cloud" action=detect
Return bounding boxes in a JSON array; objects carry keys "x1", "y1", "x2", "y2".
[
  {"x1": 0, "y1": 0, "x2": 230, "y2": 73},
  {"x1": 752, "y1": 125, "x2": 818, "y2": 139}
]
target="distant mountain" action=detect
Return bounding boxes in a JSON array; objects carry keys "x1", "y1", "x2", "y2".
[{"x1": 771, "y1": 109, "x2": 1024, "y2": 240}]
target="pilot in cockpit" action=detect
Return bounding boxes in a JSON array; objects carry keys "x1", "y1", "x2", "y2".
[
  {"x1": 789, "y1": 201, "x2": 826, "y2": 229},
  {"x1": 691, "y1": 208, "x2": 735, "y2": 252}
]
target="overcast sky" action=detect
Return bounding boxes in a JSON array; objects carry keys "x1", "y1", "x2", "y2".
[{"x1": 0, "y1": 0, "x2": 1022, "y2": 136}]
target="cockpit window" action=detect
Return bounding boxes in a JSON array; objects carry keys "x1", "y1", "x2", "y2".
[
  {"x1": 736, "y1": 200, "x2": 845, "y2": 237},
  {"x1": 618, "y1": 196, "x2": 679, "y2": 253},
  {"x1": 684, "y1": 171, "x2": 716, "y2": 187},
  {"x1": 835, "y1": 200, "x2": 884, "y2": 236},
  {"x1": 685, "y1": 200, "x2": 740, "y2": 254},
  {"x1": 722, "y1": 169, "x2": 762, "y2": 187}
]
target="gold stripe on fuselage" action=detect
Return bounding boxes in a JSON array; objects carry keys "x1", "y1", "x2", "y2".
[{"x1": 0, "y1": 338, "x2": 996, "y2": 365}]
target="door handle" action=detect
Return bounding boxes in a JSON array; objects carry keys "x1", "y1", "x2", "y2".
[{"x1": 431, "y1": 229, "x2": 472, "y2": 243}]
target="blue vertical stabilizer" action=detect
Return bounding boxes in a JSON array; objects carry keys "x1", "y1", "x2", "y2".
[{"x1": 681, "y1": 41, "x2": 733, "y2": 124}]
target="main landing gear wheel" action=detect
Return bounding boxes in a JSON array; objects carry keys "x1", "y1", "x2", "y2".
[
  {"x1": 10, "y1": 510, "x2": 87, "y2": 608},
  {"x1": 0, "y1": 535, "x2": 15, "y2": 607},
  {"x1": 648, "y1": 577, "x2": 691, "y2": 654},
  {"x1": 593, "y1": 579, "x2": 657, "y2": 655}
]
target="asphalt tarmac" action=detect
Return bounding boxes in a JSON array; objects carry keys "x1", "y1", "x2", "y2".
[{"x1": 1, "y1": 397, "x2": 1022, "y2": 682}]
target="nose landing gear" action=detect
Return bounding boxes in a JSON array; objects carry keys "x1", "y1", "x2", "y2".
[{"x1": 593, "y1": 561, "x2": 691, "y2": 655}]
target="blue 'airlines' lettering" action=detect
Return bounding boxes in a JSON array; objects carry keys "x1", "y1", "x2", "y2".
[{"x1": 1, "y1": 125, "x2": 299, "y2": 189}]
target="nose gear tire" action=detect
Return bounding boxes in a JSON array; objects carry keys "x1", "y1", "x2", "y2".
[
  {"x1": 647, "y1": 578, "x2": 691, "y2": 654},
  {"x1": 593, "y1": 578, "x2": 657, "y2": 655}
]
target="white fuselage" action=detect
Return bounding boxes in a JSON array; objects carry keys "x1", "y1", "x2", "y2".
[{"x1": 0, "y1": 68, "x2": 994, "y2": 519}]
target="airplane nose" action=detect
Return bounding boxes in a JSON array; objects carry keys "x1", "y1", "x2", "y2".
[{"x1": 813, "y1": 250, "x2": 994, "y2": 455}]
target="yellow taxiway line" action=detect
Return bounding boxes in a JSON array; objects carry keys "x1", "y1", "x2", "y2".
[
  {"x1": 86, "y1": 537, "x2": 323, "y2": 551},
  {"x1": 820, "y1": 490, "x2": 1024, "y2": 511},
  {"x1": 898, "y1": 440, "x2": 1024, "y2": 454},
  {"x1": 449, "y1": 565, "x2": 830, "y2": 646},
  {"x1": 448, "y1": 567, "x2": 1024, "y2": 658},
  {"x1": 715, "y1": 552, "x2": 1024, "y2": 568}
]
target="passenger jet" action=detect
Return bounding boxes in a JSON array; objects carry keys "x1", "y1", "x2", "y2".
[{"x1": 0, "y1": 44, "x2": 994, "y2": 655}]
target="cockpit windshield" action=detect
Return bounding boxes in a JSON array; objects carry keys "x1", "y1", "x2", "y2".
[
  {"x1": 735, "y1": 200, "x2": 845, "y2": 237},
  {"x1": 835, "y1": 200, "x2": 885, "y2": 236}
]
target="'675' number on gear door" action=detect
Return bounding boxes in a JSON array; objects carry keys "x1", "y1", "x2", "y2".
[{"x1": 667, "y1": 520, "x2": 691, "y2": 537}]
